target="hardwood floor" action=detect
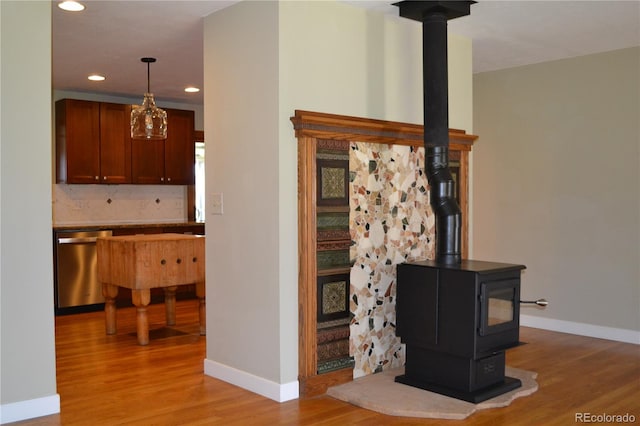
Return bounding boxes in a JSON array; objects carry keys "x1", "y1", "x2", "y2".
[{"x1": 12, "y1": 300, "x2": 639, "y2": 425}]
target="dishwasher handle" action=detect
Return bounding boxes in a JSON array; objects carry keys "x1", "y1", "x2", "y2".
[{"x1": 58, "y1": 236, "x2": 101, "y2": 244}]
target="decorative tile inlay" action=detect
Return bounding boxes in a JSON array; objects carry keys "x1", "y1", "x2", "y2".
[
  {"x1": 317, "y1": 249, "x2": 350, "y2": 270},
  {"x1": 323, "y1": 280, "x2": 348, "y2": 315},
  {"x1": 317, "y1": 212, "x2": 349, "y2": 230},
  {"x1": 321, "y1": 167, "x2": 347, "y2": 199},
  {"x1": 349, "y1": 142, "x2": 435, "y2": 378},
  {"x1": 318, "y1": 159, "x2": 349, "y2": 206}
]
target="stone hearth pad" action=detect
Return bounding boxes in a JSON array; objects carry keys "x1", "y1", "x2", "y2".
[{"x1": 326, "y1": 366, "x2": 538, "y2": 420}]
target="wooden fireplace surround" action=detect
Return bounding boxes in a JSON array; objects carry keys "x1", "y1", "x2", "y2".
[{"x1": 291, "y1": 110, "x2": 477, "y2": 396}]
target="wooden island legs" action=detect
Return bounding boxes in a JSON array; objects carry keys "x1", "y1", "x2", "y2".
[
  {"x1": 164, "y1": 286, "x2": 178, "y2": 326},
  {"x1": 102, "y1": 283, "x2": 119, "y2": 335},
  {"x1": 132, "y1": 289, "x2": 151, "y2": 345},
  {"x1": 102, "y1": 282, "x2": 205, "y2": 345}
]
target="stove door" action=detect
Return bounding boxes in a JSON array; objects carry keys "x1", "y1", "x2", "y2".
[{"x1": 479, "y1": 278, "x2": 520, "y2": 337}]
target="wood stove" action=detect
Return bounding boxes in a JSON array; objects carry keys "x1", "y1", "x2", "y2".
[
  {"x1": 391, "y1": 0, "x2": 546, "y2": 404},
  {"x1": 395, "y1": 260, "x2": 525, "y2": 403}
]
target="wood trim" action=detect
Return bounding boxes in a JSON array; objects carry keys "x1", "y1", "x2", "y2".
[
  {"x1": 293, "y1": 110, "x2": 477, "y2": 396},
  {"x1": 291, "y1": 109, "x2": 477, "y2": 150},
  {"x1": 298, "y1": 136, "x2": 318, "y2": 380},
  {"x1": 299, "y1": 368, "x2": 353, "y2": 398},
  {"x1": 194, "y1": 130, "x2": 205, "y2": 142},
  {"x1": 459, "y1": 150, "x2": 470, "y2": 259}
]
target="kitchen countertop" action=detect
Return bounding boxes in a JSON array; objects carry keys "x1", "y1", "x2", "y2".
[{"x1": 53, "y1": 222, "x2": 205, "y2": 231}]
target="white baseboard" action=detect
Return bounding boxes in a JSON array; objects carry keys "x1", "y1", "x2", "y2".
[
  {"x1": 520, "y1": 315, "x2": 640, "y2": 345},
  {"x1": 0, "y1": 394, "x2": 60, "y2": 424},
  {"x1": 203, "y1": 359, "x2": 299, "y2": 402}
]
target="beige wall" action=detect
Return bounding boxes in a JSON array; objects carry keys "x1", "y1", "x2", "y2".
[
  {"x1": 0, "y1": 0, "x2": 59, "y2": 422},
  {"x1": 473, "y1": 47, "x2": 639, "y2": 336},
  {"x1": 204, "y1": 0, "x2": 473, "y2": 400},
  {"x1": 204, "y1": 0, "x2": 282, "y2": 387}
]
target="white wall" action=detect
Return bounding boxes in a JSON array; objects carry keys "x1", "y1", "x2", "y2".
[
  {"x1": 0, "y1": 1, "x2": 59, "y2": 423},
  {"x1": 473, "y1": 47, "x2": 639, "y2": 342},
  {"x1": 203, "y1": 0, "x2": 473, "y2": 401},
  {"x1": 203, "y1": 0, "x2": 285, "y2": 399}
]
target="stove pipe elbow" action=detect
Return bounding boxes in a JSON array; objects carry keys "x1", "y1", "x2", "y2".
[{"x1": 426, "y1": 145, "x2": 461, "y2": 264}]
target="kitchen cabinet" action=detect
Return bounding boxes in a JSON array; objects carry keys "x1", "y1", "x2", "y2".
[
  {"x1": 131, "y1": 108, "x2": 195, "y2": 185},
  {"x1": 56, "y1": 99, "x2": 132, "y2": 184}
]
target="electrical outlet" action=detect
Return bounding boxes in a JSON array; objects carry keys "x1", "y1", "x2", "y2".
[{"x1": 210, "y1": 193, "x2": 223, "y2": 215}]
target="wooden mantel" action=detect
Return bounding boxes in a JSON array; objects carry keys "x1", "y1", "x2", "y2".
[
  {"x1": 291, "y1": 110, "x2": 477, "y2": 396},
  {"x1": 291, "y1": 109, "x2": 477, "y2": 150}
]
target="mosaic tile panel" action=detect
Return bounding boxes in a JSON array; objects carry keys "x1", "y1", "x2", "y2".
[{"x1": 349, "y1": 142, "x2": 435, "y2": 379}]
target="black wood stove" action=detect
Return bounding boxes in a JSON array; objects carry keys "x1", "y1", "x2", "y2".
[
  {"x1": 395, "y1": 260, "x2": 525, "y2": 403},
  {"x1": 391, "y1": 1, "x2": 541, "y2": 403}
]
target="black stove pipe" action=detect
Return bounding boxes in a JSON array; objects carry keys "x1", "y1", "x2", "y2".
[
  {"x1": 395, "y1": 1, "x2": 474, "y2": 264},
  {"x1": 423, "y1": 10, "x2": 460, "y2": 264}
]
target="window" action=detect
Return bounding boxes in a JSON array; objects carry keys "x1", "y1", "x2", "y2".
[{"x1": 195, "y1": 141, "x2": 205, "y2": 222}]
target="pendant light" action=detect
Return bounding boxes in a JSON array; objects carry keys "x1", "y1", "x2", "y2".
[{"x1": 131, "y1": 57, "x2": 167, "y2": 140}]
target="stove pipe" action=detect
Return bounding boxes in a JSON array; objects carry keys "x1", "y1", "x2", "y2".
[{"x1": 395, "y1": 1, "x2": 474, "y2": 264}]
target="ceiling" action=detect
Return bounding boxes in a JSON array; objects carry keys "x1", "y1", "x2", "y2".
[{"x1": 52, "y1": 1, "x2": 640, "y2": 106}]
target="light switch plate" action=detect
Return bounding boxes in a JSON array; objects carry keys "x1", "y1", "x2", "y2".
[{"x1": 210, "y1": 192, "x2": 223, "y2": 215}]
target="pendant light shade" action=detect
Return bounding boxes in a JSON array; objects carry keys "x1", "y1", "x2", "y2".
[{"x1": 131, "y1": 57, "x2": 167, "y2": 140}]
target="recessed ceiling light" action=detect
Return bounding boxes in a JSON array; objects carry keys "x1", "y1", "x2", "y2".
[
  {"x1": 184, "y1": 87, "x2": 200, "y2": 93},
  {"x1": 58, "y1": 1, "x2": 85, "y2": 12},
  {"x1": 88, "y1": 74, "x2": 105, "y2": 81}
]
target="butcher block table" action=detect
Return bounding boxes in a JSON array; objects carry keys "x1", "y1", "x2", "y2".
[{"x1": 97, "y1": 233, "x2": 205, "y2": 345}]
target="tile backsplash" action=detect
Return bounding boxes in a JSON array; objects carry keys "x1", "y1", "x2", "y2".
[{"x1": 52, "y1": 184, "x2": 188, "y2": 226}]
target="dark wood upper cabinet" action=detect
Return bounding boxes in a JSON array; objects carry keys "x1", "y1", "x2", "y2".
[
  {"x1": 99, "y1": 102, "x2": 132, "y2": 183},
  {"x1": 56, "y1": 99, "x2": 100, "y2": 183},
  {"x1": 56, "y1": 99, "x2": 195, "y2": 185},
  {"x1": 131, "y1": 108, "x2": 195, "y2": 185},
  {"x1": 165, "y1": 109, "x2": 195, "y2": 185},
  {"x1": 131, "y1": 136, "x2": 165, "y2": 184},
  {"x1": 56, "y1": 99, "x2": 131, "y2": 184}
]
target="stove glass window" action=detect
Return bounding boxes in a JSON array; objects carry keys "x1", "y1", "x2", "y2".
[
  {"x1": 487, "y1": 287, "x2": 514, "y2": 326},
  {"x1": 479, "y1": 279, "x2": 520, "y2": 336}
]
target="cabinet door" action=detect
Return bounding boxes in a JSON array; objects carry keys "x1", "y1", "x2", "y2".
[
  {"x1": 56, "y1": 99, "x2": 100, "y2": 183},
  {"x1": 164, "y1": 109, "x2": 195, "y2": 185},
  {"x1": 99, "y1": 103, "x2": 132, "y2": 183},
  {"x1": 131, "y1": 138, "x2": 165, "y2": 184}
]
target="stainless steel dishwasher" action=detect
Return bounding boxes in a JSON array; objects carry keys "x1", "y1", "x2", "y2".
[{"x1": 54, "y1": 229, "x2": 112, "y2": 313}]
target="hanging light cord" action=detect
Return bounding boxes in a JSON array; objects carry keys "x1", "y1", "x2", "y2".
[{"x1": 141, "y1": 57, "x2": 156, "y2": 94}]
